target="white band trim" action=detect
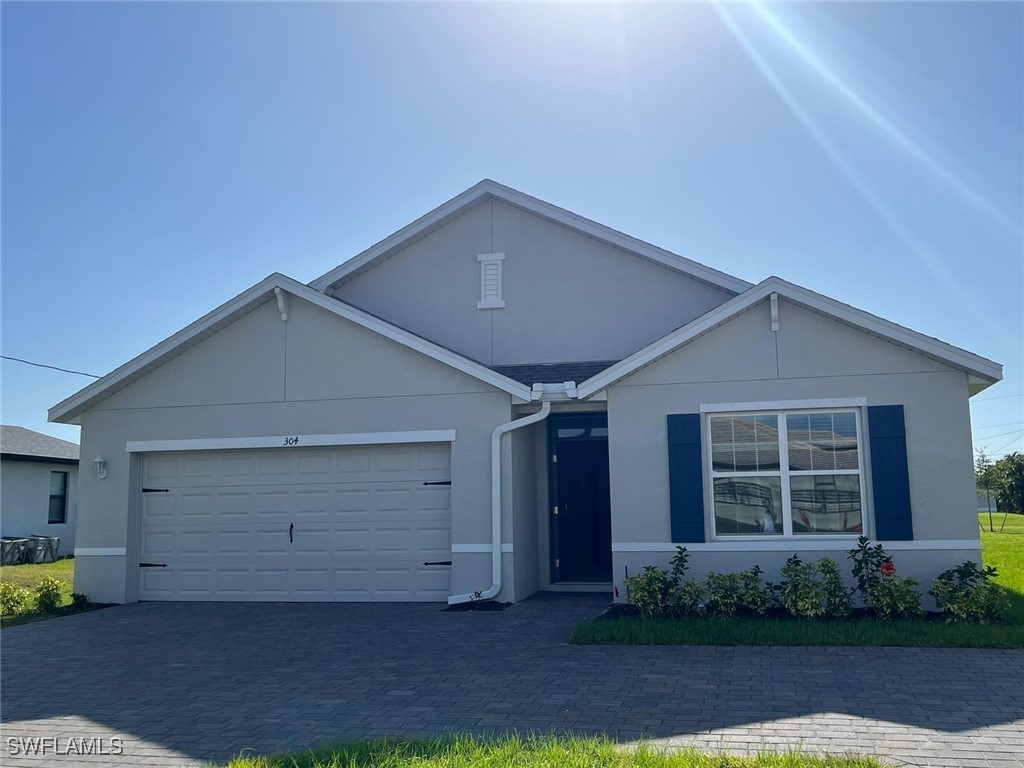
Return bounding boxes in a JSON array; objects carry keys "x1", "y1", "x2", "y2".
[
  {"x1": 613, "y1": 539, "x2": 979, "y2": 553},
  {"x1": 75, "y1": 547, "x2": 127, "y2": 557},
  {"x1": 127, "y1": 430, "x2": 457, "y2": 453},
  {"x1": 452, "y1": 544, "x2": 514, "y2": 553},
  {"x1": 700, "y1": 398, "x2": 867, "y2": 413}
]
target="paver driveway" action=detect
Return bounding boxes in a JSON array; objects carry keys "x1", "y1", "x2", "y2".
[{"x1": 2, "y1": 594, "x2": 1022, "y2": 768}]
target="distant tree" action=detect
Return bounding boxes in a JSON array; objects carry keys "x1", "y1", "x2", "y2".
[
  {"x1": 976, "y1": 448, "x2": 996, "y2": 531},
  {"x1": 992, "y1": 452, "x2": 1024, "y2": 517}
]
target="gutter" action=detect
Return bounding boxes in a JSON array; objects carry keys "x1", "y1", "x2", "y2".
[{"x1": 448, "y1": 381, "x2": 579, "y2": 605}]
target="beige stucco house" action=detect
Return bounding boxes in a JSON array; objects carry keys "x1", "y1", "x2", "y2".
[{"x1": 50, "y1": 181, "x2": 1002, "y2": 605}]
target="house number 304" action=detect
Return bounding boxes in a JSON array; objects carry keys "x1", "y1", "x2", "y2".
[{"x1": 283, "y1": 436, "x2": 300, "y2": 446}]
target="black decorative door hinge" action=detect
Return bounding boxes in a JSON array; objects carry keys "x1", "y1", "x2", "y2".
[{"x1": 142, "y1": 488, "x2": 170, "y2": 493}]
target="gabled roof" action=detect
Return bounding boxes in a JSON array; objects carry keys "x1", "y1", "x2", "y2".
[
  {"x1": 49, "y1": 274, "x2": 533, "y2": 424},
  {"x1": 576, "y1": 276, "x2": 1003, "y2": 399},
  {"x1": 490, "y1": 361, "x2": 619, "y2": 387},
  {"x1": 309, "y1": 180, "x2": 752, "y2": 295},
  {"x1": 1, "y1": 426, "x2": 79, "y2": 462}
]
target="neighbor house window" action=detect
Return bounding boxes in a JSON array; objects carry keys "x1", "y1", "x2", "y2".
[
  {"x1": 48, "y1": 471, "x2": 68, "y2": 524},
  {"x1": 708, "y1": 410, "x2": 864, "y2": 537}
]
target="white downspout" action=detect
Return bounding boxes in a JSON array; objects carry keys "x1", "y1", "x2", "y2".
[{"x1": 447, "y1": 400, "x2": 552, "y2": 604}]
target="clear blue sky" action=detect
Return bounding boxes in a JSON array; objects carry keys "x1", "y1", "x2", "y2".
[{"x1": 2, "y1": 2, "x2": 1022, "y2": 457}]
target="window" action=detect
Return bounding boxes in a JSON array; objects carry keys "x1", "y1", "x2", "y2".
[
  {"x1": 708, "y1": 409, "x2": 864, "y2": 537},
  {"x1": 477, "y1": 253, "x2": 505, "y2": 309},
  {"x1": 48, "y1": 471, "x2": 69, "y2": 524}
]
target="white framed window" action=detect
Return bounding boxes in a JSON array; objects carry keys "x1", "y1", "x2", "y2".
[
  {"x1": 477, "y1": 253, "x2": 505, "y2": 309},
  {"x1": 707, "y1": 408, "x2": 866, "y2": 539}
]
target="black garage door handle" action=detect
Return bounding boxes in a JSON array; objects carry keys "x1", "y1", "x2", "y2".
[{"x1": 289, "y1": 523, "x2": 294, "y2": 543}]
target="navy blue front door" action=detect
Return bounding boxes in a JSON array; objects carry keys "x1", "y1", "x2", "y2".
[{"x1": 549, "y1": 414, "x2": 613, "y2": 583}]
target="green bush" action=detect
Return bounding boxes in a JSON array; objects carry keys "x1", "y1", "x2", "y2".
[
  {"x1": 848, "y1": 536, "x2": 892, "y2": 605},
  {"x1": 705, "y1": 566, "x2": 772, "y2": 617},
  {"x1": 777, "y1": 556, "x2": 852, "y2": 619},
  {"x1": 0, "y1": 583, "x2": 32, "y2": 616},
  {"x1": 666, "y1": 579, "x2": 705, "y2": 617},
  {"x1": 930, "y1": 562, "x2": 1009, "y2": 624},
  {"x1": 867, "y1": 569, "x2": 923, "y2": 620},
  {"x1": 71, "y1": 592, "x2": 90, "y2": 610},
  {"x1": 35, "y1": 576, "x2": 64, "y2": 614},
  {"x1": 625, "y1": 566, "x2": 673, "y2": 618}
]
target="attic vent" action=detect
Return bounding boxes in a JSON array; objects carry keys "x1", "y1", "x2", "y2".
[{"x1": 477, "y1": 253, "x2": 506, "y2": 309}]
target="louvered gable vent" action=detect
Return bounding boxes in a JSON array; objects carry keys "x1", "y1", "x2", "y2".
[{"x1": 477, "y1": 253, "x2": 506, "y2": 309}]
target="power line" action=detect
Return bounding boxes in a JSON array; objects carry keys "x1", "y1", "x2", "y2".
[
  {"x1": 971, "y1": 393, "x2": 1024, "y2": 403},
  {"x1": 973, "y1": 429, "x2": 1024, "y2": 443},
  {"x1": 989, "y1": 432, "x2": 1024, "y2": 455},
  {"x1": 972, "y1": 421, "x2": 1024, "y2": 431},
  {"x1": 1, "y1": 355, "x2": 101, "y2": 378}
]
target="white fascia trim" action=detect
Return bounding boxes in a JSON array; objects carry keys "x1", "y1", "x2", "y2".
[
  {"x1": 613, "y1": 539, "x2": 980, "y2": 553},
  {"x1": 49, "y1": 273, "x2": 532, "y2": 423},
  {"x1": 309, "y1": 180, "x2": 751, "y2": 294},
  {"x1": 75, "y1": 547, "x2": 127, "y2": 557},
  {"x1": 127, "y1": 430, "x2": 457, "y2": 453},
  {"x1": 452, "y1": 544, "x2": 514, "y2": 553},
  {"x1": 576, "y1": 276, "x2": 1002, "y2": 398},
  {"x1": 701, "y1": 398, "x2": 867, "y2": 413}
]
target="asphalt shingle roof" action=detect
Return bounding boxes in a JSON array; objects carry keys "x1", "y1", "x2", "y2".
[
  {"x1": 0, "y1": 426, "x2": 79, "y2": 462},
  {"x1": 489, "y1": 361, "x2": 619, "y2": 386}
]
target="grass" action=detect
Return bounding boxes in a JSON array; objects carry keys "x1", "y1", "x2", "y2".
[
  {"x1": 224, "y1": 735, "x2": 883, "y2": 768},
  {"x1": 571, "y1": 515, "x2": 1024, "y2": 648},
  {"x1": 0, "y1": 556, "x2": 81, "y2": 627}
]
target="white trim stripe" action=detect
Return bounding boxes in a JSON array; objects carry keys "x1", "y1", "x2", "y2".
[
  {"x1": 126, "y1": 430, "x2": 457, "y2": 453},
  {"x1": 576, "y1": 276, "x2": 1002, "y2": 399},
  {"x1": 75, "y1": 547, "x2": 127, "y2": 557},
  {"x1": 612, "y1": 539, "x2": 980, "y2": 553}
]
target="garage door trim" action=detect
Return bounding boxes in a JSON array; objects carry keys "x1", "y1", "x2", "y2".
[{"x1": 126, "y1": 429, "x2": 457, "y2": 454}]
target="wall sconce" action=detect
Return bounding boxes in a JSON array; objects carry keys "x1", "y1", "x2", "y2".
[{"x1": 93, "y1": 457, "x2": 107, "y2": 480}]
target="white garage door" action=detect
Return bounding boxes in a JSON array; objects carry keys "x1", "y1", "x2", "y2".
[{"x1": 138, "y1": 443, "x2": 452, "y2": 601}]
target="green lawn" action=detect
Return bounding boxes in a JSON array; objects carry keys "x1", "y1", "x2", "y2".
[
  {"x1": 224, "y1": 735, "x2": 882, "y2": 768},
  {"x1": 0, "y1": 557, "x2": 76, "y2": 627},
  {"x1": 571, "y1": 516, "x2": 1024, "y2": 648}
]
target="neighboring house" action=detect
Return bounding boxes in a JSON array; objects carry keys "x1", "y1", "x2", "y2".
[
  {"x1": 49, "y1": 180, "x2": 1002, "y2": 605},
  {"x1": 1, "y1": 426, "x2": 79, "y2": 556},
  {"x1": 977, "y1": 491, "x2": 999, "y2": 513}
]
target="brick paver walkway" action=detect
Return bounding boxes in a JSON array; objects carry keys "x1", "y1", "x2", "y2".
[{"x1": 2, "y1": 595, "x2": 1022, "y2": 767}]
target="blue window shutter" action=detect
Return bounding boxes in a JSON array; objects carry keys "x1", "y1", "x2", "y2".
[
  {"x1": 667, "y1": 414, "x2": 705, "y2": 543},
  {"x1": 868, "y1": 405, "x2": 913, "y2": 541}
]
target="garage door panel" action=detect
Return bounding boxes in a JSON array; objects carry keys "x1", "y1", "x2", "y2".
[{"x1": 139, "y1": 443, "x2": 452, "y2": 601}]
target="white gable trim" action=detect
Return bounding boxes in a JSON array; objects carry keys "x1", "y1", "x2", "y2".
[
  {"x1": 49, "y1": 274, "x2": 532, "y2": 424},
  {"x1": 576, "y1": 276, "x2": 1002, "y2": 399},
  {"x1": 308, "y1": 180, "x2": 752, "y2": 295}
]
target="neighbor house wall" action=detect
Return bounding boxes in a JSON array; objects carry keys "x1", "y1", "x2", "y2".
[
  {"x1": 607, "y1": 297, "x2": 979, "y2": 601},
  {"x1": 74, "y1": 298, "x2": 515, "y2": 604},
  {"x1": 0, "y1": 460, "x2": 78, "y2": 556},
  {"x1": 332, "y1": 199, "x2": 736, "y2": 366}
]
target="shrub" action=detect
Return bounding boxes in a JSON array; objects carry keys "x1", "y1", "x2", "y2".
[
  {"x1": 930, "y1": 561, "x2": 1009, "y2": 624},
  {"x1": 71, "y1": 592, "x2": 90, "y2": 610},
  {"x1": 848, "y1": 536, "x2": 892, "y2": 605},
  {"x1": 705, "y1": 566, "x2": 772, "y2": 617},
  {"x1": 666, "y1": 579, "x2": 705, "y2": 617},
  {"x1": 778, "y1": 556, "x2": 853, "y2": 619},
  {"x1": 0, "y1": 583, "x2": 32, "y2": 616},
  {"x1": 625, "y1": 566, "x2": 673, "y2": 618},
  {"x1": 867, "y1": 566, "x2": 923, "y2": 620},
  {"x1": 35, "y1": 576, "x2": 64, "y2": 614}
]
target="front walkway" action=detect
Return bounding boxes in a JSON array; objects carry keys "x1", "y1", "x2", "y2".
[{"x1": 1, "y1": 595, "x2": 1022, "y2": 767}]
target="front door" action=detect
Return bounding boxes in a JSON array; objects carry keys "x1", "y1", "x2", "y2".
[{"x1": 549, "y1": 414, "x2": 612, "y2": 583}]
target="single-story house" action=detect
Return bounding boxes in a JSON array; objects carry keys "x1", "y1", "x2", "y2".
[
  {"x1": 50, "y1": 180, "x2": 1002, "y2": 605},
  {"x1": 1, "y1": 425, "x2": 79, "y2": 557}
]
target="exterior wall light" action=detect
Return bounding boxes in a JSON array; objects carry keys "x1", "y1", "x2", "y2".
[{"x1": 93, "y1": 457, "x2": 107, "y2": 479}]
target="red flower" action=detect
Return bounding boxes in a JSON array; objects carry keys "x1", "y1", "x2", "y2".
[{"x1": 880, "y1": 562, "x2": 896, "y2": 577}]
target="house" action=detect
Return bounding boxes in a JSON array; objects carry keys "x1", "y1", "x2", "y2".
[
  {"x1": 49, "y1": 180, "x2": 1002, "y2": 605},
  {"x1": 1, "y1": 425, "x2": 79, "y2": 557}
]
